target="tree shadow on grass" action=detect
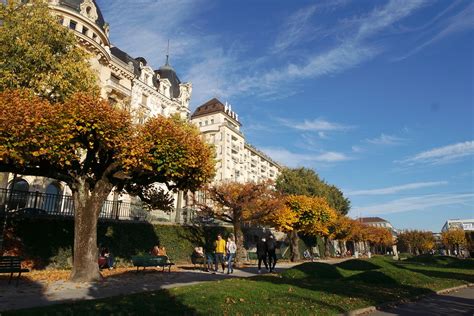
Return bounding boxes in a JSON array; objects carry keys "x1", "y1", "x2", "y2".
[
  {"x1": 391, "y1": 261, "x2": 474, "y2": 284},
  {"x1": 251, "y1": 261, "x2": 436, "y2": 309},
  {"x1": 336, "y1": 259, "x2": 381, "y2": 271}
]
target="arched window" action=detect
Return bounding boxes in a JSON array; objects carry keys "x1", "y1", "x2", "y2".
[
  {"x1": 7, "y1": 179, "x2": 29, "y2": 210},
  {"x1": 44, "y1": 183, "x2": 61, "y2": 213}
]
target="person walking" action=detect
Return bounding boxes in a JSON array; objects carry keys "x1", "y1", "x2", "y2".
[
  {"x1": 266, "y1": 235, "x2": 277, "y2": 272},
  {"x1": 256, "y1": 237, "x2": 268, "y2": 273},
  {"x1": 226, "y1": 235, "x2": 237, "y2": 274},
  {"x1": 214, "y1": 234, "x2": 226, "y2": 273}
]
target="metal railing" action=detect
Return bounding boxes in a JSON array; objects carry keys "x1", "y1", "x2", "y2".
[{"x1": 0, "y1": 189, "x2": 149, "y2": 221}]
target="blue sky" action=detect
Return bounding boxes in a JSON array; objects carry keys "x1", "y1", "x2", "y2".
[{"x1": 97, "y1": 0, "x2": 473, "y2": 232}]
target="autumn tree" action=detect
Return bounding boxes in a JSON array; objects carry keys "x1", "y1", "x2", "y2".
[
  {"x1": 363, "y1": 226, "x2": 393, "y2": 254},
  {"x1": 0, "y1": 0, "x2": 99, "y2": 190},
  {"x1": 197, "y1": 181, "x2": 283, "y2": 263},
  {"x1": 397, "y1": 230, "x2": 435, "y2": 255},
  {"x1": 275, "y1": 167, "x2": 350, "y2": 215},
  {"x1": 0, "y1": 0, "x2": 98, "y2": 102},
  {"x1": 0, "y1": 90, "x2": 215, "y2": 281},
  {"x1": 441, "y1": 228, "x2": 467, "y2": 256},
  {"x1": 328, "y1": 215, "x2": 354, "y2": 255},
  {"x1": 267, "y1": 195, "x2": 337, "y2": 261}
]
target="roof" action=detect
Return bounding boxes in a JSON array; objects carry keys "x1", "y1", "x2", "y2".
[
  {"x1": 191, "y1": 98, "x2": 242, "y2": 125},
  {"x1": 156, "y1": 57, "x2": 181, "y2": 98},
  {"x1": 110, "y1": 47, "x2": 141, "y2": 77},
  {"x1": 359, "y1": 217, "x2": 388, "y2": 223},
  {"x1": 58, "y1": 0, "x2": 106, "y2": 29}
]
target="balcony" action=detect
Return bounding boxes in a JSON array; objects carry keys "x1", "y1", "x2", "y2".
[{"x1": 106, "y1": 78, "x2": 131, "y2": 97}]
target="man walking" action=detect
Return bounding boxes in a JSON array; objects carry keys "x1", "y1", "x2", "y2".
[
  {"x1": 256, "y1": 236, "x2": 268, "y2": 273},
  {"x1": 266, "y1": 235, "x2": 277, "y2": 272},
  {"x1": 214, "y1": 234, "x2": 226, "y2": 273}
]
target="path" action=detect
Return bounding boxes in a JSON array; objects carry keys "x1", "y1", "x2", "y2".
[
  {"x1": 0, "y1": 259, "x2": 346, "y2": 312},
  {"x1": 370, "y1": 286, "x2": 474, "y2": 316}
]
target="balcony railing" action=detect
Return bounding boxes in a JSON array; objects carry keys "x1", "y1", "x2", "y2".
[{"x1": 0, "y1": 189, "x2": 149, "y2": 222}]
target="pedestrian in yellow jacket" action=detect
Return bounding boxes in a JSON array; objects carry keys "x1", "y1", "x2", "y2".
[{"x1": 214, "y1": 234, "x2": 226, "y2": 273}]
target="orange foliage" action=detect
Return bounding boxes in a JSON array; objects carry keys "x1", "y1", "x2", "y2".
[{"x1": 267, "y1": 195, "x2": 337, "y2": 237}]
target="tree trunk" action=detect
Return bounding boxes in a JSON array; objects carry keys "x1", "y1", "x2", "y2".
[
  {"x1": 324, "y1": 237, "x2": 331, "y2": 258},
  {"x1": 233, "y1": 221, "x2": 246, "y2": 266},
  {"x1": 69, "y1": 179, "x2": 112, "y2": 282},
  {"x1": 289, "y1": 230, "x2": 300, "y2": 262}
]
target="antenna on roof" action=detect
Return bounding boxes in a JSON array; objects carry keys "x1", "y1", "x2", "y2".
[{"x1": 165, "y1": 39, "x2": 170, "y2": 65}]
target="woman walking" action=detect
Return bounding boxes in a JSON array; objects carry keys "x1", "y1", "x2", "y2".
[{"x1": 226, "y1": 235, "x2": 237, "y2": 274}]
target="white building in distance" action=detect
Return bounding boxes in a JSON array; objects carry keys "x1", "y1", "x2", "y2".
[
  {"x1": 442, "y1": 219, "x2": 474, "y2": 232},
  {"x1": 190, "y1": 98, "x2": 281, "y2": 183}
]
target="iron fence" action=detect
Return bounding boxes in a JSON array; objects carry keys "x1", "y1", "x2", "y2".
[{"x1": 0, "y1": 188, "x2": 149, "y2": 221}]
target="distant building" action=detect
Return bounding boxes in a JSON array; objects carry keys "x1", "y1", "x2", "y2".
[
  {"x1": 190, "y1": 98, "x2": 281, "y2": 184},
  {"x1": 358, "y1": 217, "x2": 394, "y2": 229},
  {"x1": 441, "y1": 219, "x2": 474, "y2": 232}
]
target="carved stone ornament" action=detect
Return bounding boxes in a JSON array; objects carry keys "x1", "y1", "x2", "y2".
[
  {"x1": 80, "y1": 0, "x2": 98, "y2": 22},
  {"x1": 49, "y1": 0, "x2": 60, "y2": 5}
]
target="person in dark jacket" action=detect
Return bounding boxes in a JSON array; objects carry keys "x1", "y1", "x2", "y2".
[
  {"x1": 266, "y1": 235, "x2": 277, "y2": 272},
  {"x1": 256, "y1": 237, "x2": 268, "y2": 273}
]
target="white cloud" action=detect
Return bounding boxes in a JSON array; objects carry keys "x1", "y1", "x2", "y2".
[
  {"x1": 366, "y1": 133, "x2": 405, "y2": 145},
  {"x1": 273, "y1": 5, "x2": 319, "y2": 53},
  {"x1": 395, "y1": 2, "x2": 474, "y2": 61},
  {"x1": 353, "y1": 193, "x2": 474, "y2": 215},
  {"x1": 103, "y1": 0, "x2": 432, "y2": 104},
  {"x1": 260, "y1": 147, "x2": 350, "y2": 167},
  {"x1": 279, "y1": 118, "x2": 354, "y2": 132},
  {"x1": 347, "y1": 181, "x2": 448, "y2": 196},
  {"x1": 352, "y1": 145, "x2": 364, "y2": 153},
  {"x1": 239, "y1": 0, "x2": 427, "y2": 97},
  {"x1": 399, "y1": 141, "x2": 474, "y2": 165}
]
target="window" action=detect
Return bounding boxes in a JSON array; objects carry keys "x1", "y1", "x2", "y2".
[
  {"x1": 205, "y1": 120, "x2": 208, "y2": 125},
  {"x1": 110, "y1": 73, "x2": 120, "y2": 84},
  {"x1": 210, "y1": 119, "x2": 214, "y2": 124},
  {"x1": 144, "y1": 74, "x2": 149, "y2": 85},
  {"x1": 141, "y1": 94, "x2": 148, "y2": 106},
  {"x1": 8, "y1": 179, "x2": 29, "y2": 210},
  {"x1": 69, "y1": 20, "x2": 77, "y2": 30},
  {"x1": 92, "y1": 33, "x2": 97, "y2": 40},
  {"x1": 82, "y1": 26, "x2": 88, "y2": 36},
  {"x1": 44, "y1": 183, "x2": 61, "y2": 213}
]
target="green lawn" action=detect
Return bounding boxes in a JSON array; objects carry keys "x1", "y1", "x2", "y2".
[{"x1": 6, "y1": 256, "x2": 474, "y2": 315}]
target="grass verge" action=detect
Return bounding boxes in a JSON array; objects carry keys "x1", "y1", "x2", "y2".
[{"x1": 5, "y1": 256, "x2": 473, "y2": 315}]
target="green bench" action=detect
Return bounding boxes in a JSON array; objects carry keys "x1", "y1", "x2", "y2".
[
  {"x1": 0, "y1": 256, "x2": 30, "y2": 286},
  {"x1": 131, "y1": 255, "x2": 174, "y2": 273}
]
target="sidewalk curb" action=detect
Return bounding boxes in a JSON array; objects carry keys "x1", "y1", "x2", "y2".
[{"x1": 344, "y1": 283, "x2": 474, "y2": 315}]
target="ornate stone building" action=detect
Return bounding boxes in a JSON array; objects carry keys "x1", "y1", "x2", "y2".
[{"x1": 191, "y1": 98, "x2": 281, "y2": 184}]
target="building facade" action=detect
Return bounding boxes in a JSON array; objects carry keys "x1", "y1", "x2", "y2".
[
  {"x1": 190, "y1": 98, "x2": 281, "y2": 184},
  {"x1": 441, "y1": 219, "x2": 474, "y2": 232}
]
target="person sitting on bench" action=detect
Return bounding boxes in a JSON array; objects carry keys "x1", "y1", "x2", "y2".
[{"x1": 98, "y1": 247, "x2": 114, "y2": 270}]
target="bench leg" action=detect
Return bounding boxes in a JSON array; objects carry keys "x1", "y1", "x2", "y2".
[
  {"x1": 16, "y1": 271, "x2": 21, "y2": 287},
  {"x1": 9, "y1": 272, "x2": 13, "y2": 285}
]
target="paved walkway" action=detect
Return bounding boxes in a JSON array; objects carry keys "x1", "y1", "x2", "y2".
[
  {"x1": 0, "y1": 259, "x2": 346, "y2": 312},
  {"x1": 370, "y1": 286, "x2": 474, "y2": 316}
]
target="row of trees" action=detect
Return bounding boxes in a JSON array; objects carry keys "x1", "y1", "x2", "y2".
[
  {"x1": 198, "y1": 168, "x2": 393, "y2": 263},
  {"x1": 397, "y1": 228, "x2": 469, "y2": 256}
]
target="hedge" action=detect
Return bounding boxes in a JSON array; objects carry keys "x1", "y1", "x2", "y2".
[{"x1": 4, "y1": 216, "x2": 232, "y2": 269}]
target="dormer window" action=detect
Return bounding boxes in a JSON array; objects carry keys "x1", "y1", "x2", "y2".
[{"x1": 69, "y1": 20, "x2": 77, "y2": 30}]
